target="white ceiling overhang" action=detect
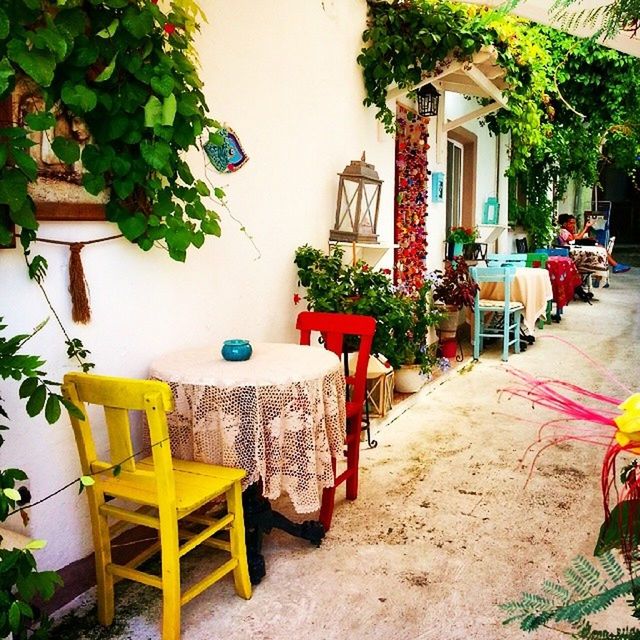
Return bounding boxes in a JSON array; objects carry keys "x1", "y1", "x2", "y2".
[
  {"x1": 462, "y1": 0, "x2": 640, "y2": 58},
  {"x1": 387, "y1": 46, "x2": 509, "y2": 131}
]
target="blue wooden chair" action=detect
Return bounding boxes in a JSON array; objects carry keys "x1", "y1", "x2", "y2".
[
  {"x1": 470, "y1": 266, "x2": 524, "y2": 362},
  {"x1": 486, "y1": 253, "x2": 527, "y2": 268}
]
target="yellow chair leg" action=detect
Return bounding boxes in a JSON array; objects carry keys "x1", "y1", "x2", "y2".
[
  {"x1": 227, "y1": 481, "x2": 252, "y2": 599},
  {"x1": 160, "y1": 518, "x2": 182, "y2": 640},
  {"x1": 94, "y1": 502, "x2": 115, "y2": 626}
]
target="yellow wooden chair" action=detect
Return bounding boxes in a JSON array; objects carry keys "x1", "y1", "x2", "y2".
[{"x1": 62, "y1": 372, "x2": 251, "y2": 640}]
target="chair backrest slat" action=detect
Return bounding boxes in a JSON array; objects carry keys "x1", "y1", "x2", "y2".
[
  {"x1": 296, "y1": 311, "x2": 376, "y2": 409},
  {"x1": 486, "y1": 253, "x2": 527, "y2": 268},
  {"x1": 535, "y1": 247, "x2": 569, "y2": 257},
  {"x1": 63, "y1": 373, "x2": 175, "y2": 495},
  {"x1": 470, "y1": 265, "x2": 516, "y2": 309}
]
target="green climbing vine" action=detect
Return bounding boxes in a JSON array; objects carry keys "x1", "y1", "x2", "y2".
[{"x1": 0, "y1": 0, "x2": 223, "y2": 262}]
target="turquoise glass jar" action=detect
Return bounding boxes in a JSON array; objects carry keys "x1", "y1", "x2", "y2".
[{"x1": 221, "y1": 339, "x2": 252, "y2": 361}]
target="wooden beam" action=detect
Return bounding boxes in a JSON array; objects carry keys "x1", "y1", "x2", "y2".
[
  {"x1": 386, "y1": 60, "x2": 464, "y2": 101},
  {"x1": 439, "y1": 81, "x2": 490, "y2": 98},
  {"x1": 443, "y1": 101, "x2": 503, "y2": 133},
  {"x1": 461, "y1": 64, "x2": 508, "y2": 106}
]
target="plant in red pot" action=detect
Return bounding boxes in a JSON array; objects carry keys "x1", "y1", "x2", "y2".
[{"x1": 432, "y1": 257, "x2": 479, "y2": 357}]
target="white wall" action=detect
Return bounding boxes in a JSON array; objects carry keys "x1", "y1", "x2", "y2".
[{"x1": 0, "y1": 0, "x2": 397, "y2": 570}]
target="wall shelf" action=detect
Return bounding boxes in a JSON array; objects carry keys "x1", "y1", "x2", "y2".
[{"x1": 329, "y1": 241, "x2": 397, "y2": 268}]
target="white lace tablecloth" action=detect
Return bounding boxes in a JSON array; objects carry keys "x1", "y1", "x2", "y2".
[
  {"x1": 479, "y1": 267, "x2": 553, "y2": 333},
  {"x1": 149, "y1": 343, "x2": 346, "y2": 514}
]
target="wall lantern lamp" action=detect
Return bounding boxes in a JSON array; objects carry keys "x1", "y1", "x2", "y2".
[
  {"x1": 330, "y1": 152, "x2": 382, "y2": 244},
  {"x1": 416, "y1": 84, "x2": 440, "y2": 117}
]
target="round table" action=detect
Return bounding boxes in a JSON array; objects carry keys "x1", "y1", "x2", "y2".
[{"x1": 149, "y1": 342, "x2": 346, "y2": 514}]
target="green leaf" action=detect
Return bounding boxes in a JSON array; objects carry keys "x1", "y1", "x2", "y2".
[
  {"x1": 51, "y1": 137, "x2": 80, "y2": 164},
  {"x1": 45, "y1": 394, "x2": 62, "y2": 424},
  {"x1": 31, "y1": 26, "x2": 68, "y2": 62},
  {"x1": 24, "y1": 539, "x2": 47, "y2": 550},
  {"x1": 0, "y1": 169, "x2": 29, "y2": 210},
  {"x1": 10, "y1": 203, "x2": 37, "y2": 230},
  {"x1": 12, "y1": 149, "x2": 38, "y2": 182},
  {"x1": 113, "y1": 177, "x2": 134, "y2": 199},
  {"x1": 0, "y1": 57, "x2": 15, "y2": 97},
  {"x1": 61, "y1": 83, "x2": 97, "y2": 113},
  {"x1": 54, "y1": 7, "x2": 88, "y2": 39},
  {"x1": 0, "y1": 8, "x2": 9, "y2": 41},
  {"x1": 177, "y1": 93, "x2": 201, "y2": 117},
  {"x1": 111, "y1": 156, "x2": 131, "y2": 176},
  {"x1": 140, "y1": 140, "x2": 172, "y2": 171},
  {"x1": 25, "y1": 384, "x2": 46, "y2": 417},
  {"x1": 9, "y1": 600, "x2": 20, "y2": 632},
  {"x1": 82, "y1": 172, "x2": 106, "y2": 196},
  {"x1": 144, "y1": 95, "x2": 162, "y2": 128},
  {"x1": 195, "y1": 180, "x2": 210, "y2": 197},
  {"x1": 122, "y1": 8, "x2": 153, "y2": 39},
  {"x1": 94, "y1": 53, "x2": 118, "y2": 82},
  {"x1": 24, "y1": 111, "x2": 56, "y2": 132},
  {"x1": 151, "y1": 74, "x2": 174, "y2": 98},
  {"x1": 594, "y1": 500, "x2": 640, "y2": 555},
  {"x1": 201, "y1": 216, "x2": 221, "y2": 237},
  {"x1": 7, "y1": 39, "x2": 56, "y2": 87},
  {"x1": 81, "y1": 144, "x2": 113, "y2": 173},
  {"x1": 119, "y1": 213, "x2": 147, "y2": 240},
  {"x1": 112, "y1": 464, "x2": 121, "y2": 477},
  {"x1": 80, "y1": 475, "x2": 95, "y2": 486},
  {"x1": 162, "y1": 93, "x2": 177, "y2": 126},
  {"x1": 96, "y1": 19, "x2": 119, "y2": 38},
  {"x1": 18, "y1": 377, "x2": 39, "y2": 399},
  {"x1": 3, "y1": 488, "x2": 21, "y2": 501}
]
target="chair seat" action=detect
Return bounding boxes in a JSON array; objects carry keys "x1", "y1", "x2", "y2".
[
  {"x1": 478, "y1": 299, "x2": 524, "y2": 311},
  {"x1": 97, "y1": 457, "x2": 244, "y2": 517}
]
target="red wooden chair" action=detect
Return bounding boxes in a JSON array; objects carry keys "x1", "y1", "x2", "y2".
[{"x1": 296, "y1": 311, "x2": 376, "y2": 531}]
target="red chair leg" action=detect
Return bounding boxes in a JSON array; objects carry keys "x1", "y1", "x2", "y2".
[
  {"x1": 319, "y1": 456, "x2": 337, "y2": 531},
  {"x1": 319, "y1": 485, "x2": 336, "y2": 532},
  {"x1": 345, "y1": 422, "x2": 362, "y2": 501}
]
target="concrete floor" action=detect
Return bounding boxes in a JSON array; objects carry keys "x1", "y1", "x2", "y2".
[{"x1": 51, "y1": 259, "x2": 640, "y2": 640}]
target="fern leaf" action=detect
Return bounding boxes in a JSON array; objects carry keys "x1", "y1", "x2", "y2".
[
  {"x1": 567, "y1": 565, "x2": 595, "y2": 598},
  {"x1": 600, "y1": 552, "x2": 626, "y2": 584},
  {"x1": 555, "y1": 580, "x2": 635, "y2": 623},
  {"x1": 574, "y1": 555, "x2": 605, "y2": 591},
  {"x1": 578, "y1": 620, "x2": 640, "y2": 639},
  {"x1": 543, "y1": 579, "x2": 571, "y2": 603}
]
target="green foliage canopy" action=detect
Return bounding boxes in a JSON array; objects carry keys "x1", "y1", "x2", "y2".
[
  {"x1": 359, "y1": 0, "x2": 640, "y2": 245},
  {"x1": 0, "y1": 0, "x2": 221, "y2": 262}
]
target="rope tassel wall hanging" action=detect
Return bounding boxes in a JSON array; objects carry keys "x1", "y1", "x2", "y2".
[
  {"x1": 68, "y1": 243, "x2": 90, "y2": 323},
  {"x1": 24, "y1": 234, "x2": 122, "y2": 324}
]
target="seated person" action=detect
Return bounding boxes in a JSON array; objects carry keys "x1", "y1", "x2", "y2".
[{"x1": 557, "y1": 214, "x2": 630, "y2": 274}]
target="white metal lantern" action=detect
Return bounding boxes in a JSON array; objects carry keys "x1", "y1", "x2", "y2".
[{"x1": 330, "y1": 152, "x2": 382, "y2": 244}]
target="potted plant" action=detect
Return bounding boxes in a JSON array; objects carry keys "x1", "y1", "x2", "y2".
[
  {"x1": 432, "y1": 257, "x2": 479, "y2": 357},
  {"x1": 446, "y1": 226, "x2": 479, "y2": 260},
  {"x1": 294, "y1": 244, "x2": 400, "y2": 361},
  {"x1": 294, "y1": 245, "x2": 445, "y2": 393},
  {"x1": 384, "y1": 285, "x2": 444, "y2": 393}
]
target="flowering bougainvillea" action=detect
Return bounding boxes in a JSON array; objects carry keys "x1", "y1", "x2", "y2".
[{"x1": 394, "y1": 105, "x2": 429, "y2": 295}]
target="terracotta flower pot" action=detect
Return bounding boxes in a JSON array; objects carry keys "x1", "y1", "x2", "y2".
[{"x1": 438, "y1": 306, "x2": 460, "y2": 340}]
